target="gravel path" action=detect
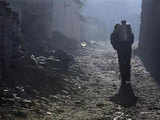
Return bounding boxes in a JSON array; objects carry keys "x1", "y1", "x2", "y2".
[
  {"x1": 50, "y1": 46, "x2": 160, "y2": 120},
  {"x1": 2, "y1": 46, "x2": 160, "y2": 120}
]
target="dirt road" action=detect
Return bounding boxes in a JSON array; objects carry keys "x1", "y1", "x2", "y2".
[
  {"x1": 51, "y1": 46, "x2": 160, "y2": 120},
  {"x1": 2, "y1": 45, "x2": 160, "y2": 120}
]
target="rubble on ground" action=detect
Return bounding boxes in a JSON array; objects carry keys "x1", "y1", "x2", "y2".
[
  {"x1": 1, "y1": 46, "x2": 160, "y2": 120},
  {"x1": 0, "y1": 49, "x2": 83, "y2": 120}
]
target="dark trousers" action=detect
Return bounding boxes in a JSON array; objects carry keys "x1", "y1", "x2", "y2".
[{"x1": 117, "y1": 43, "x2": 132, "y2": 83}]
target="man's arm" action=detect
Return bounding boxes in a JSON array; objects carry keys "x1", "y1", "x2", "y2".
[
  {"x1": 110, "y1": 32, "x2": 118, "y2": 50},
  {"x1": 130, "y1": 32, "x2": 134, "y2": 44},
  {"x1": 127, "y1": 25, "x2": 134, "y2": 44}
]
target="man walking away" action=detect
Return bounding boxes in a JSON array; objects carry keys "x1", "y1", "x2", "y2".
[{"x1": 111, "y1": 20, "x2": 134, "y2": 85}]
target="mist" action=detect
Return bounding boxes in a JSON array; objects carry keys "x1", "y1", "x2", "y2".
[
  {"x1": 2, "y1": 0, "x2": 160, "y2": 120},
  {"x1": 81, "y1": 0, "x2": 142, "y2": 41}
]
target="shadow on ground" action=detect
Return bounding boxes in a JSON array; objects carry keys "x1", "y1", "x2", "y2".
[{"x1": 110, "y1": 84, "x2": 138, "y2": 107}]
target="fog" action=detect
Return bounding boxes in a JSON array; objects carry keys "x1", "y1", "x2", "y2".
[
  {"x1": 2, "y1": 0, "x2": 160, "y2": 119},
  {"x1": 81, "y1": 0, "x2": 142, "y2": 41},
  {"x1": 9, "y1": 0, "x2": 142, "y2": 45}
]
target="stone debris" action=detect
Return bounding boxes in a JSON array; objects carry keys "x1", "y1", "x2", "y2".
[{"x1": 0, "y1": 45, "x2": 160, "y2": 120}]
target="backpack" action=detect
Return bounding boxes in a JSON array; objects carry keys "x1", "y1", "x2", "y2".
[{"x1": 118, "y1": 24, "x2": 132, "y2": 42}]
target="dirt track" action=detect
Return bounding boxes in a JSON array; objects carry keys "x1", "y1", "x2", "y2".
[
  {"x1": 1, "y1": 45, "x2": 160, "y2": 120},
  {"x1": 49, "y1": 46, "x2": 160, "y2": 120}
]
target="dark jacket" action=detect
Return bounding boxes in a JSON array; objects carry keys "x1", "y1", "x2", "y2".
[{"x1": 111, "y1": 24, "x2": 134, "y2": 50}]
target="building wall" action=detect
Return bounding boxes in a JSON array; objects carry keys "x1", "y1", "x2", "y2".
[
  {"x1": 0, "y1": 1, "x2": 21, "y2": 83},
  {"x1": 139, "y1": 0, "x2": 160, "y2": 59},
  {"x1": 9, "y1": 0, "x2": 54, "y2": 53},
  {"x1": 139, "y1": 0, "x2": 160, "y2": 78},
  {"x1": 53, "y1": 0, "x2": 81, "y2": 41},
  {"x1": 9, "y1": 0, "x2": 81, "y2": 53}
]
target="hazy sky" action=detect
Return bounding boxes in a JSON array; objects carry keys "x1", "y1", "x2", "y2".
[
  {"x1": 82, "y1": 0, "x2": 142, "y2": 18},
  {"x1": 81, "y1": 0, "x2": 142, "y2": 40}
]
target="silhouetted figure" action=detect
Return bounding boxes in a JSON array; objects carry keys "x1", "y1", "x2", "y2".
[
  {"x1": 111, "y1": 20, "x2": 134, "y2": 85},
  {"x1": 110, "y1": 20, "x2": 137, "y2": 107},
  {"x1": 110, "y1": 83, "x2": 137, "y2": 107}
]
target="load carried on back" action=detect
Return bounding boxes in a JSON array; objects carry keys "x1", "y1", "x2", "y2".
[{"x1": 111, "y1": 20, "x2": 134, "y2": 50}]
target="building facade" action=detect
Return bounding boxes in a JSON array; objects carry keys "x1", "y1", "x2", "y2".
[
  {"x1": 0, "y1": 1, "x2": 21, "y2": 81},
  {"x1": 139, "y1": 0, "x2": 160, "y2": 79},
  {"x1": 53, "y1": 0, "x2": 81, "y2": 41}
]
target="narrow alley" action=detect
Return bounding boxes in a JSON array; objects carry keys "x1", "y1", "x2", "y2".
[{"x1": 46, "y1": 45, "x2": 160, "y2": 120}]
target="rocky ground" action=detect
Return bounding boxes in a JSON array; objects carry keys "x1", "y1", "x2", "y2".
[{"x1": 1, "y1": 44, "x2": 160, "y2": 120}]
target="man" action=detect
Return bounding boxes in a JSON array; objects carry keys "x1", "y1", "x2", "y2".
[{"x1": 111, "y1": 20, "x2": 134, "y2": 85}]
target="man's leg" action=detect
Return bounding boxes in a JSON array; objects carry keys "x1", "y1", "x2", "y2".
[
  {"x1": 124, "y1": 46, "x2": 132, "y2": 83},
  {"x1": 117, "y1": 46, "x2": 132, "y2": 84},
  {"x1": 117, "y1": 48, "x2": 126, "y2": 84}
]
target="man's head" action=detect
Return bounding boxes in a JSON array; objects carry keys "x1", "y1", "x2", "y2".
[{"x1": 121, "y1": 20, "x2": 127, "y2": 25}]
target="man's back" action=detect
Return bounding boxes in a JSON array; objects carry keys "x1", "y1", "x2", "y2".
[
  {"x1": 118, "y1": 24, "x2": 133, "y2": 42},
  {"x1": 111, "y1": 22, "x2": 134, "y2": 50}
]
